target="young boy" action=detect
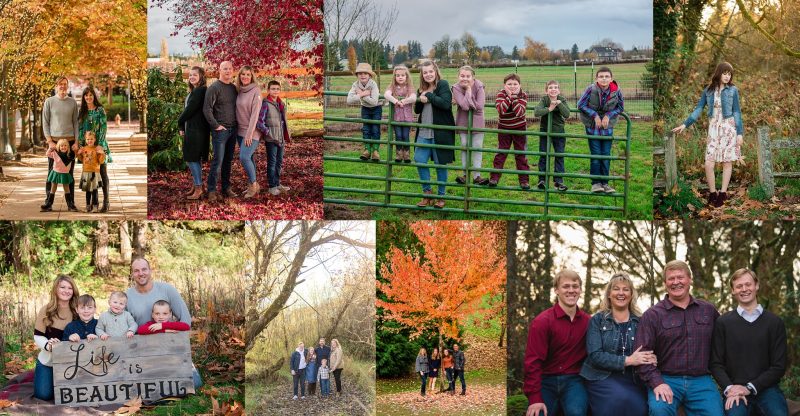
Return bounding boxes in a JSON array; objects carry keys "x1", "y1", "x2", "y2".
[
  {"x1": 578, "y1": 67, "x2": 624, "y2": 193},
  {"x1": 346, "y1": 62, "x2": 381, "y2": 161},
  {"x1": 136, "y1": 300, "x2": 191, "y2": 335},
  {"x1": 318, "y1": 358, "x2": 331, "y2": 398},
  {"x1": 96, "y1": 291, "x2": 137, "y2": 340},
  {"x1": 490, "y1": 74, "x2": 531, "y2": 189},
  {"x1": 62, "y1": 295, "x2": 98, "y2": 342},
  {"x1": 533, "y1": 80, "x2": 571, "y2": 191},
  {"x1": 256, "y1": 80, "x2": 292, "y2": 196}
]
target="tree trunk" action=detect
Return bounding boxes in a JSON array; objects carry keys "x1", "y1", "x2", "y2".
[
  {"x1": 7, "y1": 99, "x2": 16, "y2": 153},
  {"x1": 584, "y1": 221, "x2": 595, "y2": 311},
  {"x1": 11, "y1": 222, "x2": 31, "y2": 275},
  {"x1": 18, "y1": 107, "x2": 30, "y2": 151},
  {"x1": 94, "y1": 221, "x2": 111, "y2": 276},
  {"x1": 119, "y1": 221, "x2": 132, "y2": 262},
  {"x1": 132, "y1": 221, "x2": 147, "y2": 258}
]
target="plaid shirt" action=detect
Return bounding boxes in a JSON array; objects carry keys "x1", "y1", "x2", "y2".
[
  {"x1": 317, "y1": 365, "x2": 330, "y2": 381},
  {"x1": 634, "y1": 296, "x2": 720, "y2": 389},
  {"x1": 578, "y1": 82, "x2": 624, "y2": 136}
]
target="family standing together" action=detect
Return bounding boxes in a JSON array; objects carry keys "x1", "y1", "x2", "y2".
[
  {"x1": 414, "y1": 343, "x2": 467, "y2": 397},
  {"x1": 289, "y1": 337, "x2": 345, "y2": 400},
  {"x1": 40, "y1": 77, "x2": 113, "y2": 213},
  {"x1": 523, "y1": 262, "x2": 788, "y2": 416},
  {"x1": 347, "y1": 61, "x2": 626, "y2": 208},
  {"x1": 177, "y1": 61, "x2": 291, "y2": 201},
  {"x1": 32, "y1": 257, "x2": 202, "y2": 401}
]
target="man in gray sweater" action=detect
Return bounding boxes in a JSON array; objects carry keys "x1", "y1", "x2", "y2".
[
  {"x1": 203, "y1": 61, "x2": 238, "y2": 202},
  {"x1": 125, "y1": 257, "x2": 191, "y2": 327},
  {"x1": 41, "y1": 76, "x2": 78, "y2": 208}
]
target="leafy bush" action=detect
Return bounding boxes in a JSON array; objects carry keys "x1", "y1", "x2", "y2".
[
  {"x1": 507, "y1": 394, "x2": 529, "y2": 415},
  {"x1": 376, "y1": 319, "x2": 465, "y2": 378},
  {"x1": 747, "y1": 183, "x2": 769, "y2": 201},
  {"x1": 655, "y1": 179, "x2": 704, "y2": 217},
  {"x1": 147, "y1": 67, "x2": 189, "y2": 172}
]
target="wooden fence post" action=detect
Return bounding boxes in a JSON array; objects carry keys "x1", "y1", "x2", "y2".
[
  {"x1": 664, "y1": 134, "x2": 678, "y2": 194},
  {"x1": 756, "y1": 126, "x2": 775, "y2": 198}
]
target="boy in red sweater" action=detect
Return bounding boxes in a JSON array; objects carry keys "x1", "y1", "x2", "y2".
[
  {"x1": 137, "y1": 300, "x2": 191, "y2": 334},
  {"x1": 490, "y1": 74, "x2": 531, "y2": 189}
]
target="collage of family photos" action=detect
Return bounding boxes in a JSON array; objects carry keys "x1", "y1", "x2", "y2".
[{"x1": 0, "y1": 0, "x2": 798, "y2": 415}]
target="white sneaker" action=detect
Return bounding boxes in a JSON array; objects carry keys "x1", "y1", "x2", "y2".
[
  {"x1": 292, "y1": 395, "x2": 298, "y2": 400},
  {"x1": 278, "y1": 184, "x2": 290, "y2": 192},
  {"x1": 268, "y1": 187, "x2": 280, "y2": 196},
  {"x1": 301, "y1": 396, "x2": 305, "y2": 399},
  {"x1": 603, "y1": 184, "x2": 616, "y2": 193},
  {"x1": 591, "y1": 183, "x2": 604, "y2": 193}
]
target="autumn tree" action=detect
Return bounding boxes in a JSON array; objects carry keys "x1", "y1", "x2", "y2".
[
  {"x1": 522, "y1": 37, "x2": 551, "y2": 62},
  {"x1": 346, "y1": 44, "x2": 357, "y2": 72},
  {"x1": 461, "y1": 32, "x2": 480, "y2": 64}
]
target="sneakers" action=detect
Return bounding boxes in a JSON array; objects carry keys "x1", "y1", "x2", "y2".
[
  {"x1": 537, "y1": 180, "x2": 546, "y2": 190},
  {"x1": 455, "y1": 176, "x2": 467, "y2": 184},
  {"x1": 292, "y1": 395, "x2": 298, "y2": 400},
  {"x1": 208, "y1": 191, "x2": 220, "y2": 202},
  {"x1": 268, "y1": 187, "x2": 280, "y2": 196},
  {"x1": 473, "y1": 176, "x2": 490, "y2": 185},
  {"x1": 520, "y1": 184, "x2": 531, "y2": 191},
  {"x1": 278, "y1": 185, "x2": 290, "y2": 192},
  {"x1": 591, "y1": 183, "x2": 604, "y2": 193},
  {"x1": 554, "y1": 182, "x2": 568, "y2": 191},
  {"x1": 602, "y1": 184, "x2": 616, "y2": 194}
]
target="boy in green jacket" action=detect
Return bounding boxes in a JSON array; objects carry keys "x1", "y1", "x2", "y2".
[{"x1": 533, "y1": 80, "x2": 571, "y2": 191}]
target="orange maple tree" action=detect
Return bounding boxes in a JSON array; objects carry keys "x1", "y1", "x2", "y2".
[{"x1": 377, "y1": 221, "x2": 506, "y2": 344}]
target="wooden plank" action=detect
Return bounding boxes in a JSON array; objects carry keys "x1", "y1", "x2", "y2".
[
  {"x1": 53, "y1": 353, "x2": 193, "y2": 384},
  {"x1": 757, "y1": 126, "x2": 776, "y2": 198},
  {"x1": 52, "y1": 332, "x2": 190, "y2": 364},
  {"x1": 773, "y1": 172, "x2": 800, "y2": 178},
  {"x1": 653, "y1": 147, "x2": 665, "y2": 156},
  {"x1": 54, "y1": 379, "x2": 194, "y2": 406},
  {"x1": 664, "y1": 135, "x2": 678, "y2": 194},
  {"x1": 770, "y1": 139, "x2": 800, "y2": 149}
]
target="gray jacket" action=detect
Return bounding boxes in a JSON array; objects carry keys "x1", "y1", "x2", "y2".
[{"x1": 415, "y1": 355, "x2": 429, "y2": 373}]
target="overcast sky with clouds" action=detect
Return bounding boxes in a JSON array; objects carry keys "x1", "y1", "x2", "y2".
[
  {"x1": 382, "y1": 0, "x2": 652, "y2": 52},
  {"x1": 148, "y1": 5, "x2": 195, "y2": 56}
]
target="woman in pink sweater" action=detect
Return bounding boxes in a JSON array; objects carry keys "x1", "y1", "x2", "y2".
[
  {"x1": 235, "y1": 65, "x2": 263, "y2": 199},
  {"x1": 452, "y1": 66, "x2": 489, "y2": 185}
]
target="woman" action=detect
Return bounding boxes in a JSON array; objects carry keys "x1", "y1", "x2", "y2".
[
  {"x1": 579, "y1": 273, "x2": 655, "y2": 416},
  {"x1": 329, "y1": 338, "x2": 344, "y2": 396},
  {"x1": 78, "y1": 86, "x2": 112, "y2": 212},
  {"x1": 415, "y1": 347, "x2": 429, "y2": 397},
  {"x1": 33, "y1": 275, "x2": 79, "y2": 401},
  {"x1": 428, "y1": 347, "x2": 441, "y2": 393},
  {"x1": 235, "y1": 66, "x2": 262, "y2": 199},
  {"x1": 177, "y1": 66, "x2": 210, "y2": 200},
  {"x1": 414, "y1": 59, "x2": 455, "y2": 209},
  {"x1": 442, "y1": 348, "x2": 455, "y2": 394}
]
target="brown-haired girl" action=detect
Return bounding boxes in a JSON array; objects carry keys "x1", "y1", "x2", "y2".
[{"x1": 177, "y1": 66, "x2": 210, "y2": 200}]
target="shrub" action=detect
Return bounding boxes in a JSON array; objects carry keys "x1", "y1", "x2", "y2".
[
  {"x1": 147, "y1": 67, "x2": 189, "y2": 172},
  {"x1": 655, "y1": 179, "x2": 704, "y2": 217}
]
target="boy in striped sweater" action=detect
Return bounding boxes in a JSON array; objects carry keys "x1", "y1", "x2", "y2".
[{"x1": 490, "y1": 74, "x2": 531, "y2": 189}]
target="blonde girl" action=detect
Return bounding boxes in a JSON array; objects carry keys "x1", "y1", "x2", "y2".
[
  {"x1": 384, "y1": 65, "x2": 417, "y2": 163},
  {"x1": 415, "y1": 347, "x2": 429, "y2": 396},
  {"x1": 453, "y1": 65, "x2": 489, "y2": 185},
  {"x1": 42, "y1": 139, "x2": 77, "y2": 212},
  {"x1": 77, "y1": 131, "x2": 106, "y2": 212}
]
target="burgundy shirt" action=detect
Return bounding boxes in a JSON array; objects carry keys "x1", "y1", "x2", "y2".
[
  {"x1": 523, "y1": 303, "x2": 590, "y2": 404},
  {"x1": 634, "y1": 296, "x2": 720, "y2": 389}
]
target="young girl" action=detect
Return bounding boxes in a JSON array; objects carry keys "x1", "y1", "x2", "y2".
[
  {"x1": 672, "y1": 61, "x2": 743, "y2": 207},
  {"x1": 77, "y1": 131, "x2": 106, "y2": 212},
  {"x1": 78, "y1": 86, "x2": 112, "y2": 212},
  {"x1": 415, "y1": 347, "x2": 429, "y2": 397},
  {"x1": 428, "y1": 347, "x2": 441, "y2": 393},
  {"x1": 346, "y1": 63, "x2": 381, "y2": 161},
  {"x1": 414, "y1": 60, "x2": 456, "y2": 209},
  {"x1": 453, "y1": 66, "x2": 489, "y2": 185},
  {"x1": 42, "y1": 139, "x2": 77, "y2": 212},
  {"x1": 305, "y1": 349, "x2": 318, "y2": 396},
  {"x1": 384, "y1": 65, "x2": 417, "y2": 163}
]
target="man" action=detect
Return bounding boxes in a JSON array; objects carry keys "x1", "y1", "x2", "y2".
[
  {"x1": 41, "y1": 76, "x2": 79, "y2": 211},
  {"x1": 125, "y1": 257, "x2": 191, "y2": 327},
  {"x1": 290, "y1": 341, "x2": 307, "y2": 400},
  {"x1": 524, "y1": 269, "x2": 590, "y2": 416},
  {"x1": 452, "y1": 343, "x2": 467, "y2": 395},
  {"x1": 634, "y1": 260, "x2": 723, "y2": 416},
  {"x1": 314, "y1": 337, "x2": 331, "y2": 386},
  {"x1": 711, "y1": 268, "x2": 788, "y2": 416},
  {"x1": 203, "y1": 61, "x2": 238, "y2": 202}
]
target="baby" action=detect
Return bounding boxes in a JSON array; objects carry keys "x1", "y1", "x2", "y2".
[{"x1": 96, "y1": 291, "x2": 137, "y2": 340}]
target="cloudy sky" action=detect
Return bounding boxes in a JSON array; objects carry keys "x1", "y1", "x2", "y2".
[
  {"x1": 381, "y1": 0, "x2": 652, "y2": 52},
  {"x1": 148, "y1": 5, "x2": 194, "y2": 56}
]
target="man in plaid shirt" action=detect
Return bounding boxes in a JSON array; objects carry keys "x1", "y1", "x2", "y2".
[{"x1": 634, "y1": 260, "x2": 724, "y2": 416}]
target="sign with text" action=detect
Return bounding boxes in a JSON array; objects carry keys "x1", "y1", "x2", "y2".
[{"x1": 52, "y1": 332, "x2": 195, "y2": 406}]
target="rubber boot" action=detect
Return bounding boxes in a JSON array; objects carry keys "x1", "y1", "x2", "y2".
[
  {"x1": 66, "y1": 193, "x2": 79, "y2": 212},
  {"x1": 40, "y1": 193, "x2": 55, "y2": 212}
]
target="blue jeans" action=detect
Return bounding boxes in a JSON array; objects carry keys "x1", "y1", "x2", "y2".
[
  {"x1": 393, "y1": 126, "x2": 411, "y2": 151},
  {"x1": 648, "y1": 375, "x2": 723, "y2": 416},
  {"x1": 414, "y1": 137, "x2": 447, "y2": 195},
  {"x1": 541, "y1": 374, "x2": 589, "y2": 416},
  {"x1": 208, "y1": 128, "x2": 236, "y2": 192},
  {"x1": 538, "y1": 134, "x2": 566, "y2": 184},
  {"x1": 725, "y1": 385, "x2": 788, "y2": 416},
  {"x1": 419, "y1": 373, "x2": 428, "y2": 395},
  {"x1": 34, "y1": 360, "x2": 54, "y2": 401},
  {"x1": 265, "y1": 142, "x2": 284, "y2": 189},
  {"x1": 237, "y1": 135, "x2": 259, "y2": 184},
  {"x1": 320, "y1": 378, "x2": 330, "y2": 396},
  {"x1": 192, "y1": 365, "x2": 203, "y2": 390},
  {"x1": 588, "y1": 135, "x2": 612, "y2": 185},
  {"x1": 186, "y1": 162, "x2": 202, "y2": 186},
  {"x1": 361, "y1": 106, "x2": 382, "y2": 151}
]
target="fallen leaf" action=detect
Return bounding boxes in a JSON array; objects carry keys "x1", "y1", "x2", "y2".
[
  {"x1": 0, "y1": 399, "x2": 17, "y2": 409},
  {"x1": 115, "y1": 396, "x2": 143, "y2": 415}
]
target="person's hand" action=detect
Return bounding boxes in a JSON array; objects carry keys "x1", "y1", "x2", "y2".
[
  {"x1": 526, "y1": 402, "x2": 547, "y2": 416},
  {"x1": 419, "y1": 94, "x2": 429, "y2": 104},
  {"x1": 126, "y1": 331, "x2": 134, "y2": 339},
  {"x1": 164, "y1": 329, "x2": 178, "y2": 333},
  {"x1": 671, "y1": 124, "x2": 686, "y2": 134},
  {"x1": 548, "y1": 101, "x2": 558, "y2": 111},
  {"x1": 68, "y1": 334, "x2": 80, "y2": 342},
  {"x1": 100, "y1": 334, "x2": 110, "y2": 341},
  {"x1": 594, "y1": 115, "x2": 602, "y2": 128},
  {"x1": 625, "y1": 346, "x2": 657, "y2": 366},
  {"x1": 72, "y1": 143, "x2": 79, "y2": 152},
  {"x1": 396, "y1": 100, "x2": 404, "y2": 108},
  {"x1": 653, "y1": 383, "x2": 674, "y2": 404},
  {"x1": 179, "y1": 130, "x2": 184, "y2": 137},
  {"x1": 215, "y1": 125, "x2": 226, "y2": 131},
  {"x1": 148, "y1": 322, "x2": 163, "y2": 332},
  {"x1": 291, "y1": 370, "x2": 296, "y2": 376},
  {"x1": 727, "y1": 385, "x2": 750, "y2": 397},
  {"x1": 725, "y1": 394, "x2": 747, "y2": 410},
  {"x1": 736, "y1": 135, "x2": 743, "y2": 147},
  {"x1": 245, "y1": 136, "x2": 253, "y2": 147},
  {"x1": 602, "y1": 115, "x2": 610, "y2": 129},
  {"x1": 358, "y1": 89, "x2": 371, "y2": 98},
  {"x1": 86, "y1": 334, "x2": 98, "y2": 341}
]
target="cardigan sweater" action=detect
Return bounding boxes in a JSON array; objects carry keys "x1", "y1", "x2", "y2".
[
  {"x1": 346, "y1": 79, "x2": 380, "y2": 107},
  {"x1": 453, "y1": 79, "x2": 486, "y2": 132},
  {"x1": 178, "y1": 86, "x2": 211, "y2": 162},
  {"x1": 33, "y1": 304, "x2": 74, "y2": 366},
  {"x1": 96, "y1": 309, "x2": 138, "y2": 337},
  {"x1": 414, "y1": 80, "x2": 456, "y2": 164},
  {"x1": 235, "y1": 83, "x2": 263, "y2": 140},
  {"x1": 329, "y1": 346, "x2": 343, "y2": 371}
]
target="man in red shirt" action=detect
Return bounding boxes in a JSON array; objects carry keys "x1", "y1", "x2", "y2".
[{"x1": 524, "y1": 269, "x2": 590, "y2": 416}]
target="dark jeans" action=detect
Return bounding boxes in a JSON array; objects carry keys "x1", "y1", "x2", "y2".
[
  {"x1": 419, "y1": 372, "x2": 428, "y2": 395},
  {"x1": 307, "y1": 382, "x2": 316, "y2": 396},
  {"x1": 586, "y1": 372, "x2": 646, "y2": 416},
  {"x1": 588, "y1": 135, "x2": 612, "y2": 185},
  {"x1": 453, "y1": 368, "x2": 466, "y2": 393},
  {"x1": 725, "y1": 385, "x2": 788, "y2": 416},
  {"x1": 541, "y1": 374, "x2": 588, "y2": 416},
  {"x1": 538, "y1": 134, "x2": 565, "y2": 184},
  {"x1": 332, "y1": 368, "x2": 343, "y2": 393},
  {"x1": 85, "y1": 189, "x2": 98, "y2": 206},
  {"x1": 361, "y1": 106, "x2": 382, "y2": 151},
  {"x1": 292, "y1": 372, "x2": 306, "y2": 397},
  {"x1": 265, "y1": 142, "x2": 284, "y2": 189},
  {"x1": 491, "y1": 131, "x2": 530, "y2": 185},
  {"x1": 445, "y1": 368, "x2": 454, "y2": 391},
  {"x1": 393, "y1": 125, "x2": 410, "y2": 151},
  {"x1": 99, "y1": 163, "x2": 109, "y2": 204},
  {"x1": 34, "y1": 360, "x2": 54, "y2": 401},
  {"x1": 208, "y1": 128, "x2": 236, "y2": 193}
]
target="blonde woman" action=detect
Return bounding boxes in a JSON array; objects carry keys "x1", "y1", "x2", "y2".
[
  {"x1": 235, "y1": 65, "x2": 262, "y2": 198},
  {"x1": 330, "y1": 338, "x2": 345, "y2": 395},
  {"x1": 33, "y1": 275, "x2": 80, "y2": 400},
  {"x1": 415, "y1": 347, "x2": 429, "y2": 397},
  {"x1": 579, "y1": 273, "x2": 654, "y2": 416}
]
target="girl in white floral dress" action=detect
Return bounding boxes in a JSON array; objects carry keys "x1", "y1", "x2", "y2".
[{"x1": 672, "y1": 62, "x2": 743, "y2": 207}]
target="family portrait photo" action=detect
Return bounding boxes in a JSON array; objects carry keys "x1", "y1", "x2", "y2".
[
  {"x1": 0, "y1": 0, "x2": 148, "y2": 220},
  {"x1": 506, "y1": 220, "x2": 800, "y2": 416},
  {"x1": 146, "y1": 0, "x2": 324, "y2": 220},
  {"x1": 376, "y1": 221, "x2": 507, "y2": 415},
  {"x1": 0, "y1": 221, "x2": 246, "y2": 415}
]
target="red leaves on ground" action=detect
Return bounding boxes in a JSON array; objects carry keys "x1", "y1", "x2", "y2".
[{"x1": 147, "y1": 137, "x2": 323, "y2": 219}]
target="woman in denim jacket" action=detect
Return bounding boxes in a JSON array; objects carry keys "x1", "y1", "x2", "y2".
[
  {"x1": 580, "y1": 273, "x2": 656, "y2": 416},
  {"x1": 672, "y1": 62, "x2": 743, "y2": 208}
]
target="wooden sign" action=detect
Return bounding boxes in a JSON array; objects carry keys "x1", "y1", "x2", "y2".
[{"x1": 52, "y1": 332, "x2": 195, "y2": 406}]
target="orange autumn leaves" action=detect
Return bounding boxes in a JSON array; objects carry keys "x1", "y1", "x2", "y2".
[{"x1": 378, "y1": 221, "x2": 506, "y2": 339}]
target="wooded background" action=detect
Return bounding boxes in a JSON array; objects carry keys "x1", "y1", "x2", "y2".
[{"x1": 507, "y1": 220, "x2": 800, "y2": 411}]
